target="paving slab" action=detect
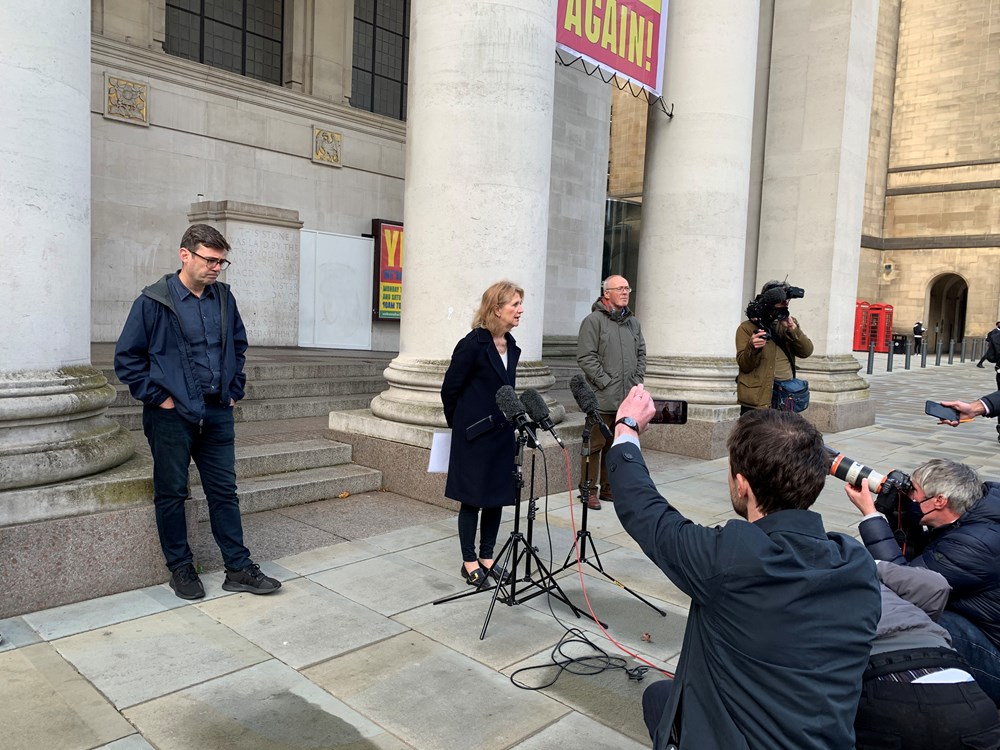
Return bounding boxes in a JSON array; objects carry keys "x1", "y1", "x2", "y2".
[
  {"x1": 52, "y1": 607, "x2": 270, "y2": 708},
  {"x1": 274, "y1": 538, "x2": 387, "y2": 576},
  {"x1": 304, "y1": 631, "x2": 569, "y2": 750},
  {"x1": 199, "y1": 577, "x2": 407, "y2": 668},
  {"x1": 308, "y1": 552, "x2": 463, "y2": 616},
  {"x1": 510, "y1": 710, "x2": 649, "y2": 749},
  {"x1": 124, "y1": 659, "x2": 406, "y2": 750},
  {"x1": 1, "y1": 642, "x2": 134, "y2": 750},
  {"x1": 22, "y1": 585, "x2": 184, "y2": 641},
  {"x1": 96, "y1": 737, "x2": 157, "y2": 750}
]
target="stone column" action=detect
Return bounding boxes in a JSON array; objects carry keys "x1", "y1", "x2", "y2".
[
  {"x1": 757, "y1": 0, "x2": 879, "y2": 432},
  {"x1": 0, "y1": 0, "x2": 132, "y2": 490},
  {"x1": 368, "y1": 0, "x2": 559, "y2": 428},
  {"x1": 635, "y1": 0, "x2": 761, "y2": 458}
]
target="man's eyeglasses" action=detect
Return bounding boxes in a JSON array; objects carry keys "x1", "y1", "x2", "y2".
[
  {"x1": 607, "y1": 286, "x2": 631, "y2": 293},
  {"x1": 187, "y1": 249, "x2": 231, "y2": 269}
]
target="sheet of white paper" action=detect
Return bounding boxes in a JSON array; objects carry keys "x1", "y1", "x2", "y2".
[{"x1": 427, "y1": 430, "x2": 451, "y2": 473}]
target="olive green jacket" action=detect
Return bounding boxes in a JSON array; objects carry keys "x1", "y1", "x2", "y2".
[{"x1": 735, "y1": 318, "x2": 813, "y2": 409}]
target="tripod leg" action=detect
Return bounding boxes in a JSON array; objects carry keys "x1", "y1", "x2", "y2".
[
  {"x1": 479, "y1": 531, "x2": 521, "y2": 639},
  {"x1": 578, "y1": 538, "x2": 667, "y2": 617}
]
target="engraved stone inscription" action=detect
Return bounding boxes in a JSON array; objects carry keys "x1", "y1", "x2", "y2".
[{"x1": 225, "y1": 223, "x2": 299, "y2": 345}]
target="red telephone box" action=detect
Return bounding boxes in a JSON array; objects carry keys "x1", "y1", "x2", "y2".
[{"x1": 853, "y1": 301, "x2": 894, "y2": 352}]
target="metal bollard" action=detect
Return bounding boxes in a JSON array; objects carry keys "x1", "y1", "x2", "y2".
[
  {"x1": 948, "y1": 339, "x2": 955, "y2": 364},
  {"x1": 935, "y1": 341, "x2": 943, "y2": 366},
  {"x1": 972, "y1": 338, "x2": 980, "y2": 361},
  {"x1": 960, "y1": 339, "x2": 967, "y2": 363},
  {"x1": 905, "y1": 340, "x2": 912, "y2": 370},
  {"x1": 887, "y1": 344, "x2": 894, "y2": 372},
  {"x1": 921, "y1": 345, "x2": 928, "y2": 368},
  {"x1": 867, "y1": 342, "x2": 875, "y2": 375}
]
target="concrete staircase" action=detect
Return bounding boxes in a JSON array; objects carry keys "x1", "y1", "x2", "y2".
[{"x1": 94, "y1": 346, "x2": 395, "y2": 522}]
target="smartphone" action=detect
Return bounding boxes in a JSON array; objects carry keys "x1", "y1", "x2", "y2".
[
  {"x1": 924, "y1": 400, "x2": 959, "y2": 422},
  {"x1": 651, "y1": 399, "x2": 688, "y2": 424}
]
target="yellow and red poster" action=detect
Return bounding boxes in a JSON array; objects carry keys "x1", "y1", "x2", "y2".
[
  {"x1": 372, "y1": 219, "x2": 403, "y2": 320},
  {"x1": 556, "y1": 0, "x2": 668, "y2": 96}
]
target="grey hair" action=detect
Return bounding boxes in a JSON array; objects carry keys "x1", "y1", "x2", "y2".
[
  {"x1": 911, "y1": 459, "x2": 983, "y2": 515},
  {"x1": 602, "y1": 275, "x2": 624, "y2": 293}
]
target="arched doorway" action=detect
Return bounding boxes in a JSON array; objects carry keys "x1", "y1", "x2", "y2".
[{"x1": 927, "y1": 273, "x2": 968, "y2": 348}]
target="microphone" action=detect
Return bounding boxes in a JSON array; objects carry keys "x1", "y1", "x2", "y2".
[
  {"x1": 520, "y1": 388, "x2": 565, "y2": 448},
  {"x1": 569, "y1": 374, "x2": 613, "y2": 440},
  {"x1": 495, "y1": 385, "x2": 538, "y2": 444}
]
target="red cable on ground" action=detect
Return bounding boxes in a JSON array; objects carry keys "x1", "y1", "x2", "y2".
[{"x1": 556, "y1": 446, "x2": 674, "y2": 679}]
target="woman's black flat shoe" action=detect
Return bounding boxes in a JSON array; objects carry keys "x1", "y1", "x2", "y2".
[
  {"x1": 482, "y1": 564, "x2": 512, "y2": 584},
  {"x1": 461, "y1": 565, "x2": 489, "y2": 587}
]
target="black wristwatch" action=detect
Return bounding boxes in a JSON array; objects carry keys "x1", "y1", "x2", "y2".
[{"x1": 615, "y1": 416, "x2": 639, "y2": 432}]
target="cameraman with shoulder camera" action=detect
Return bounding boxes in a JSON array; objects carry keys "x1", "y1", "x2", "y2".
[
  {"x1": 845, "y1": 459, "x2": 1000, "y2": 705},
  {"x1": 735, "y1": 280, "x2": 813, "y2": 414}
]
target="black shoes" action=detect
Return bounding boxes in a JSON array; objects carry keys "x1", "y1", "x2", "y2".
[
  {"x1": 483, "y1": 564, "x2": 513, "y2": 585},
  {"x1": 978, "y1": 362, "x2": 985, "y2": 368},
  {"x1": 170, "y1": 563, "x2": 206, "y2": 600},
  {"x1": 461, "y1": 564, "x2": 490, "y2": 587},
  {"x1": 222, "y1": 563, "x2": 282, "y2": 595}
]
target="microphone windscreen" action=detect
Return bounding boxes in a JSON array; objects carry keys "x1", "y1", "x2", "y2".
[
  {"x1": 520, "y1": 389, "x2": 550, "y2": 422},
  {"x1": 495, "y1": 385, "x2": 526, "y2": 422},
  {"x1": 759, "y1": 286, "x2": 787, "y2": 306},
  {"x1": 569, "y1": 374, "x2": 600, "y2": 414}
]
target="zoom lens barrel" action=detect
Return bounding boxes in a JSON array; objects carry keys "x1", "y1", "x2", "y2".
[{"x1": 828, "y1": 451, "x2": 887, "y2": 494}]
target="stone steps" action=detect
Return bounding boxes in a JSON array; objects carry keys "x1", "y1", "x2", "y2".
[
  {"x1": 109, "y1": 376, "x2": 385, "y2": 408},
  {"x1": 188, "y1": 438, "x2": 352, "y2": 483},
  {"x1": 97, "y1": 359, "x2": 388, "y2": 385},
  {"x1": 191, "y1": 464, "x2": 383, "y2": 519}
]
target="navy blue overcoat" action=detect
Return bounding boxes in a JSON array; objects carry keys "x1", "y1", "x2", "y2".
[{"x1": 441, "y1": 328, "x2": 520, "y2": 507}]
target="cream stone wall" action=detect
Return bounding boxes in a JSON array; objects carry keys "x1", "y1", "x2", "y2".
[
  {"x1": 861, "y1": 0, "x2": 899, "y2": 238},
  {"x1": 859, "y1": 0, "x2": 1000, "y2": 337}
]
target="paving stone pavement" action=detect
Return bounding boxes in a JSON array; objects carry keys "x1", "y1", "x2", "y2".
[{"x1": 2, "y1": 354, "x2": 999, "y2": 749}]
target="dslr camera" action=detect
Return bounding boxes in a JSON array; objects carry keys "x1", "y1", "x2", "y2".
[
  {"x1": 745, "y1": 280, "x2": 805, "y2": 327},
  {"x1": 827, "y1": 448, "x2": 927, "y2": 558}
]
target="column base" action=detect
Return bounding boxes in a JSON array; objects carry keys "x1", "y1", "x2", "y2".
[
  {"x1": 370, "y1": 356, "x2": 563, "y2": 427},
  {"x1": 330, "y1": 409, "x2": 583, "y2": 505},
  {"x1": 798, "y1": 355, "x2": 876, "y2": 433},
  {"x1": 0, "y1": 366, "x2": 134, "y2": 490}
]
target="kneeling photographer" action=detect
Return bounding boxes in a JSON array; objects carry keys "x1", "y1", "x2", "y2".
[
  {"x1": 843, "y1": 458, "x2": 1000, "y2": 705},
  {"x1": 856, "y1": 562, "x2": 1000, "y2": 749},
  {"x1": 735, "y1": 280, "x2": 813, "y2": 414}
]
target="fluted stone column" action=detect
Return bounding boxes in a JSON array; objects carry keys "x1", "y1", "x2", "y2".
[
  {"x1": 367, "y1": 0, "x2": 560, "y2": 430},
  {"x1": 0, "y1": 1, "x2": 132, "y2": 490},
  {"x1": 756, "y1": 0, "x2": 879, "y2": 432},
  {"x1": 635, "y1": 0, "x2": 761, "y2": 458}
]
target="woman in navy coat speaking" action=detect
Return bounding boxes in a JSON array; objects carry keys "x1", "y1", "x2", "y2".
[{"x1": 441, "y1": 281, "x2": 523, "y2": 587}]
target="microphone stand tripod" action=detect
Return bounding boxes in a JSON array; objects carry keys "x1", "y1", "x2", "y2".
[
  {"x1": 433, "y1": 427, "x2": 600, "y2": 639},
  {"x1": 555, "y1": 413, "x2": 667, "y2": 618}
]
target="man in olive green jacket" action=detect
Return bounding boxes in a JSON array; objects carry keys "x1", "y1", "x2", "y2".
[{"x1": 736, "y1": 282, "x2": 813, "y2": 412}]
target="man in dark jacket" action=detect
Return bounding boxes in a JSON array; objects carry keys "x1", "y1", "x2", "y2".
[
  {"x1": 576, "y1": 275, "x2": 645, "y2": 509},
  {"x1": 845, "y1": 458, "x2": 1000, "y2": 704},
  {"x1": 610, "y1": 388, "x2": 880, "y2": 749},
  {"x1": 115, "y1": 224, "x2": 280, "y2": 600}
]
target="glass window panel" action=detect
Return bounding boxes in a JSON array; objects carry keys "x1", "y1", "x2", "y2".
[
  {"x1": 165, "y1": 7, "x2": 201, "y2": 61},
  {"x1": 374, "y1": 27, "x2": 403, "y2": 79},
  {"x1": 374, "y1": 75, "x2": 401, "y2": 119},
  {"x1": 204, "y1": 19, "x2": 242, "y2": 74},
  {"x1": 353, "y1": 21, "x2": 373, "y2": 69},
  {"x1": 205, "y1": 0, "x2": 243, "y2": 27},
  {"x1": 167, "y1": 0, "x2": 200, "y2": 13},
  {"x1": 352, "y1": 70, "x2": 372, "y2": 110},
  {"x1": 376, "y1": 0, "x2": 405, "y2": 35},
  {"x1": 247, "y1": 0, "x2": 282, "y2": 39},
  {"x1": 246, "y1": 34, "x2": 282, "y2": 84},
  {"x1": 355, "y1": 0, "x2": 375, "y2": 24}
]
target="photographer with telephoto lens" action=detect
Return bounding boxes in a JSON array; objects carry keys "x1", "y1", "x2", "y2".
[
  {"x1": 735, "y1": 280, "x2": 813, "y2": 414},
  {"x1": 845, "y1": 458, "x2": 1000, "y2": 706}
]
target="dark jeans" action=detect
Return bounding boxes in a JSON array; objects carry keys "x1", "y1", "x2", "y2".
[
  {"x1": 939, "y1": 611, "x2": 1000, "y2": 706},
  {"x1": 855, "y1": 678, "x2": 1000, "y2": 749},
  {"x1": 142, "y1": 402, "x2": 251, "y2": 572},
  {"x1": 457, "y1": 503, "x2": 502, "y2": 563},
  {"x1": 642, "y1": 677, "x2": 674, "y2": 741}
]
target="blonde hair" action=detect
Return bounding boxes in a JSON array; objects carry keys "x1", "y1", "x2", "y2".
[{"x1": 471, "y1": 280, "x2": 524, "y2": 336}]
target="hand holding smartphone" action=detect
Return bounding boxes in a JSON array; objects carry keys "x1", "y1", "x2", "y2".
[
  {"x1": 924, "y1": 400, "x2": 959, "y2": 422},
  {"x1": 650, "y1": 399, "x2": 688, "y2": 424}
]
